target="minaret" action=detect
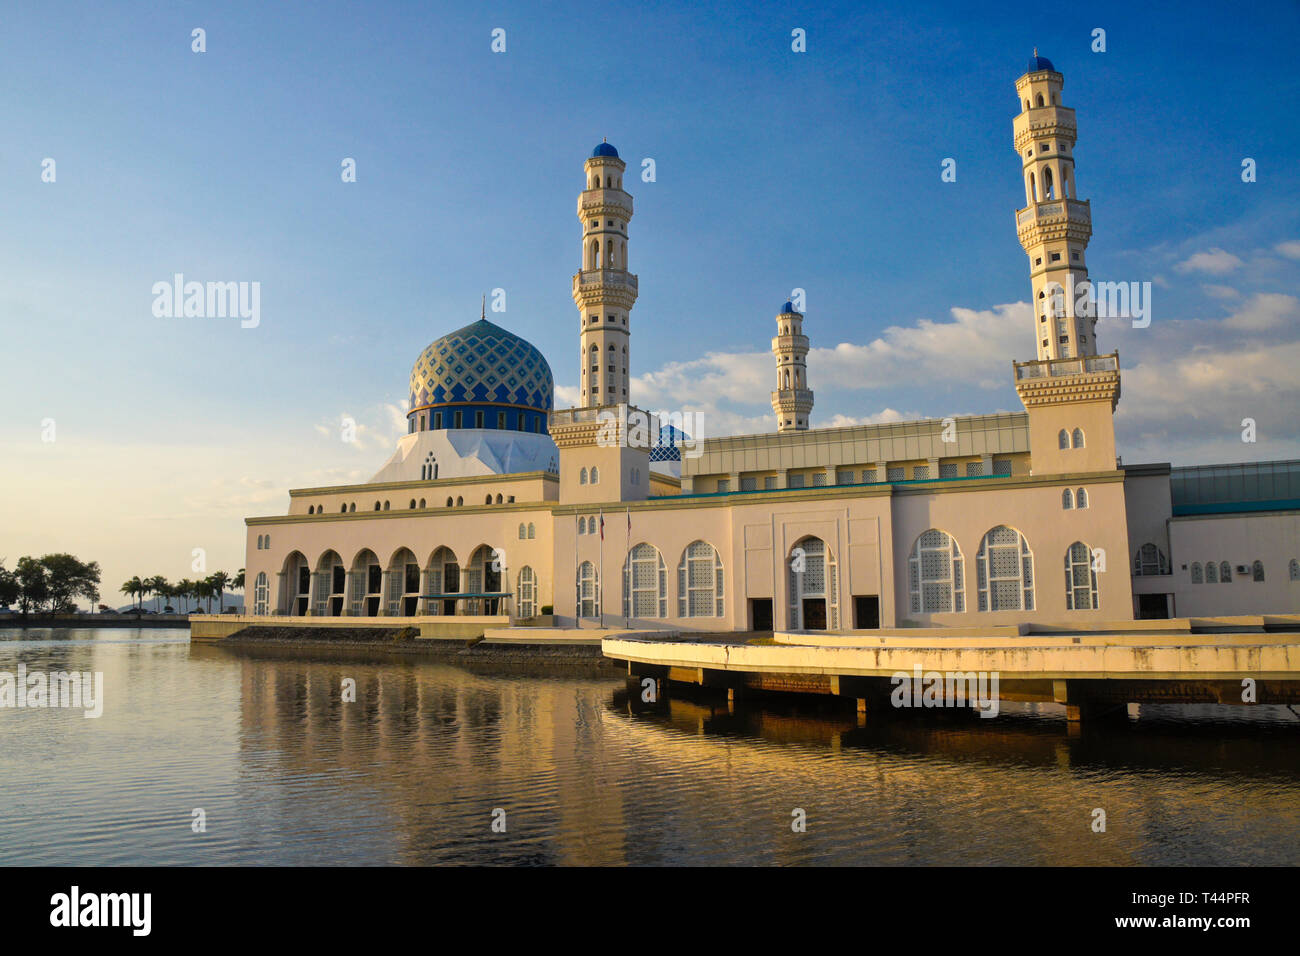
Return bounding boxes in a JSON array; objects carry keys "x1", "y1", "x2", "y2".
[
  {"x1": 1014, "y1": 51, "x2": 1095, "y2": 360},
  {"x1": 573, "y1": 141, "x2": 637, "y2": 408},
  {"x1": 770, "y1": 300, "x2": 813, "y2": 432},
  {"x1": 1011, "y1": 52, "x2": 1120, "y2": 478}
]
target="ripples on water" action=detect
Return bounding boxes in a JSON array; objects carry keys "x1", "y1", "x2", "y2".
[{"x1": 0, "y1": 628, "x2": 1297, "y2": 866}]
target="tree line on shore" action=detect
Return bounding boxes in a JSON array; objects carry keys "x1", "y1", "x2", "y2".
[
  {"x1": 0, "y1": 554, "x2": 244, "y2": 616},
  {"x1": 118, "y1": 571, "x2": 245, "y2": 614}
]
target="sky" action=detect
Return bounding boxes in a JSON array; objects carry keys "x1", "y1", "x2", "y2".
[{"x1": 1, "y1": 0, "x2": 1298, "y2": 606}]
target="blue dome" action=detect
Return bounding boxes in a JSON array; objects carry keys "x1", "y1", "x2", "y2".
[
  {"x1": 1025, "y1": 53, "x2": 1055, "y2": 73},
  {"x1": 591, "y1": 141, "x2": 619, "y2": 158},
  {"x1": 781, "y1": 300, "x2": 795, "y2": 314},
  {"x1": 409, "y1": 318, "x2": 554, "y2": 422}
]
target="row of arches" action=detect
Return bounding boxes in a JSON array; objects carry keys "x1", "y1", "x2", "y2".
[
  {"x1": 573, "y1": 539, "x2": 727, "y2": 621},
  {"x1": 586, "y1": 238, "x2": 627, "y2": 270},
  {"x1": 1062, "y1": 487, "x2": 1089, "y2": 509},
  {"x1": 1191, "y1": 560, "x2": 1266, "y2": 584},
  {"x1": 306, "y1": 493, "x2": 520, "y2": 515},
  {"x1": 268, "y1": 546, "x2": 539, "y2": 619}
]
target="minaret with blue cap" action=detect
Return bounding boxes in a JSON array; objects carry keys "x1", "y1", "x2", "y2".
[
  {"x1": 770, "y1": 300, "x2": 813, "y2": 432},
  {"x1": 1014, "y1": 50, "x2": 1095, "y2": 360},
  {"x1": 574, "y1": 139, "x2": 637, "y2": 408}
]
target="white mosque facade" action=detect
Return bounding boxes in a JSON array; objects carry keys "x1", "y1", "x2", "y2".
[{"x1": 243, "y1": 56, "x2": 1300, "y2": 632}]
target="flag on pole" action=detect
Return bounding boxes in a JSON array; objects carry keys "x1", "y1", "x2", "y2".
[
  {"x1": 626, "y1": 506, "x2": 631, "y2": 536},
  {"x1": 599, "y1": 512, "x2": 605, "y2": 541}
]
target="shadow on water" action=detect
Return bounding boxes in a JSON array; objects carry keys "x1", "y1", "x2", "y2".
[{"x1": 610, "y1": 685, "x2": 1300, "y2": 780}]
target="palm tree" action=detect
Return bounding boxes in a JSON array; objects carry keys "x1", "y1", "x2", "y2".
[
  {"x1": 195, "y1": 578, "x2": 214, "y2": 614},
  {"x1": 147, "y1": 575, "x2": 170, "y2": 612},
  {"x1": 120, "y1": 576, "x2": 143, "y2": 611},
  {"x1": 175, "y1": 579, "x2": 193, "y2": 613},
  {"x1": 208, "y1": 571, "x2": 231, "y2": 612}
]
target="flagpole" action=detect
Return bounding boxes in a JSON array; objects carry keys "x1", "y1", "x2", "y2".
[
  {"x1": 575, "y1": 512, "x2": 580, "y2": 629},
  {"x1": 626, "y1": 506, "x2": 631, "y2": 627}
]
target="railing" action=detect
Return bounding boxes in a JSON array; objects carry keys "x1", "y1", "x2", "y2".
[
  {"x1": 549, "y1": 403, "x2": 656, "y2": 428},
  {"x1": 1015, "y1": 199, "x2": 1090, "y2": 226},
  {"x1": 572, "y1": 270, "x2": 639, "y2": 291},
  {"x1": 1014, "y1": 351, "x2": 1119, "y2": 380}
]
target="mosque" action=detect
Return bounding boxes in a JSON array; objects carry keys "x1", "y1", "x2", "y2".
[{"x1": 242, "y1": 55, "x2": 1300, "y2": 632}]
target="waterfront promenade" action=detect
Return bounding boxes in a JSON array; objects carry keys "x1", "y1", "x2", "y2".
[{"x1": 603, "y1": 616, "x2": 1300, "y2": 719}]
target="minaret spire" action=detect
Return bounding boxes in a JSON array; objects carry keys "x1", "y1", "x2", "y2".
[
  {"x1": 573, "y1": 141, "x2": 637, "y2": 408},
  {"x1": 770, "y1": 300, "x2": 813, "y2": 431},
  {"x1": 1013, "y1": 53, "x2": 1096, "y2": 360}
]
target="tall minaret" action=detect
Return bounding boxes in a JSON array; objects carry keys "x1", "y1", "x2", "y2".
[
  {"x1": 573, "y1": 141, "x2": 637, "y2": 408},
  {"x1": 770, "y1": 300, "x2": 813, "y2": 432},
  {"x1": 1014, "y1": 51, "x2": 1095, "y2": 361}
]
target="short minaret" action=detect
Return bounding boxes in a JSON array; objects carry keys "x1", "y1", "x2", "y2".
[
  {"x1": 573, "y1": 141, "x2": 637, "y2": 408},
  {"x1": 1014, "y1": 51, "x2": 1096, "y2": 361},
  {"x1": 770, "y1": 300, "x2": 813, "y2": 432}
]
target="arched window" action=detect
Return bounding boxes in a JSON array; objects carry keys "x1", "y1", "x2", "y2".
[
  {"x1": 1058, "y1": 429, "x2": 1069, "y2": 450},
  {"x1": 678, "y1": 540, "x2": 724, "y2": 617},
  {"x1": 1252, "y1": 560, "x2": 1264, "y2": 582},
  {"x1": 1064, "y1": 542, "x2": 1098, "y2": 610},
  {"x1": 1062, "y1": 488, "x2": 1073, "y2": 509},
  {"x1": 908, "y1": 529, "x2": 965, "y2": 613},
  {"x1": 579, "y1": 467, "x2": 588, "y2": 485},
  {"x1": 307, "y1": 506, "x2": 314, "y2": 515},
  {"x1": 1220, "y1": 561, "x2": 1232, "y2": 583},
  {"x1": 1030, "y1": 171, "x2": 1038, "y2": 202},
  {"x1": 527, "y1": 522, "x2": 535, "y2": 539},
  {"x1": 341, "y1": 504, "x2": 347, "y2": 513},
  {"x1": 577, "y1": 517, "x2": 586, "y2": 535},
  {"x1": 446, "y1": 497, "x2": 454, "y2": 507},
  {"x1": 256, "y1": 534, "x2": 263, "y2": 549},
  {"x1": 383, "y1": 500, "x2": 390, "y2": 511},
  {"x1": 517, "y1": 566, "x2": 537, "y2": 618},
  {"x1": 1290, "y1": 558, "x2": 1300, "y2": 581},
  {"x1": 518, "y1": 523, "x2": 526, "y2": 540},
  {"x1": 374, "y1": 502, "x2": 381, "y2": 511},
  {"x1": 1190, "y1": 562, "x2": 1203, "y2": 583},
  {"x1": 1072, "y1": 428, "x2": 1085, "y2": 448},
  {"x1": 419, "y1": 498, "x2": 426, "y2": 508},
  {"x1": 409, "y1": 499, "x2": 416, "y2": 509},
  {"x1": 495, "y1": 494, "x2": 503, "y2": 504},
  {"x1": 485, "y1": 494, "x2": 493, "y2": 505},
  {"x1": 456, "y1": 496, "x2": 463, "y2": 506},
  {"x1": 976, "y1": 526, "x2": 1034, "y2": 611},
  {"x1": 349, "y1": 503, "x2": 356, "y2": 512},
  {"x1": 623, "y1": 543, "x2": 667, "y2": 618},
  {"x1": 1044, "y1": 166, "x2": 1055, "y2": 200},
  {"x1": 1036, "y1": 93, "x2": 1044, "y2": 107},
  {"x1": 1075, "y1": 487, "x2": 1088, "y2": 509},
  {"x1": 577, "y1": 561, "x2": 599, "y2": 618},
  {"x1": 590, "y1": 466, "x2": 599, "y2": 484},
  {"x1": 254, "y1": 572, "x2": 269, "y2": 615},
  {"x1": 1133, "y1": 544, "x2": 1169, "y2": 576},
  {"x1": 1206, "y1": 561, "x2": 1218, "y2": 583}
]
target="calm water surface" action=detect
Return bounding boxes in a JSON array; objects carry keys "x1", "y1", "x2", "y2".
[{"x1": 1, "y1": 628, "x2": 1297, "y2": 865}]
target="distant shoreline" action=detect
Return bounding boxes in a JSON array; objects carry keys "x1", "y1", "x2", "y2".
[{"x1": 0, "y1": 614, "x2": 193, "y2": 629}]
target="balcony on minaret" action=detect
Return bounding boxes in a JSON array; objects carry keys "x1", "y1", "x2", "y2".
[
  {"x1": 1016, "y1": 198, "x2": 1090, "y2": 228},
  {"x1": 1013, "y1": 351, "x2": 1120, "y2": 409},
  {"x1": 578, "y1": 189, "x2": 633, "y2": 218},
  {"x1": 573, "y1": 270, "x2": 638, "y2": 294},
  {"x1": 771, "y1": 332, "x2": 809, "y2": 352}
]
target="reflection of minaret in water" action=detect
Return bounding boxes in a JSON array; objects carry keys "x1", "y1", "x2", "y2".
[
  {"x1": 1014, "y1": 50, "x2": 1096, "y2": 360},
  {"x1": 573, "y1": 140, "x2": 637, "y2": 408}
]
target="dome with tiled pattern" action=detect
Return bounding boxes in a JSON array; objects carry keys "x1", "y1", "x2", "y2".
[{"x1": 408, "y1": 318, "x2": 553, "y2": 420}]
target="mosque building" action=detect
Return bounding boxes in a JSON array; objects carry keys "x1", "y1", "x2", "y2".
[{"x1": 243, "y1": 55, "x2": 1300, "y2": 632}]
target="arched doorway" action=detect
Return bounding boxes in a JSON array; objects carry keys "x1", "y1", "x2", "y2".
[
  {"x1": 350, "y1": 549, "x2": 382, "y2": 617},
  {"x1": 386, "y1": 547, "x2": 421, "y2": 616},
  {"x1": 466, "y1": 545, "x2": 503, "y2": 615},
  {"x1": 314, "y1": 550, "x2": 346, "y2": 616},
  {"x1": 282, "y1": 551, "x2": 310, "y2": 616},
  {"x1": 425, "y1": 547, "x2": 459, "y2": 615},
  {"x1": 787, "y1": 536, "x2": 838, "y2": 630}
]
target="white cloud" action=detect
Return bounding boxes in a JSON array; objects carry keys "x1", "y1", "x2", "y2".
[
  {"x1": 1201, "y1": 284, "x2": 1239, "y2": 300},
  {"x1": 1174, "y1": 248, "x2": 1243, "y2": 275},
  {"x1": 1221, "y1": 292, "x2": 1297, "y2": 331},
  {"x1": 1275, "y1": 240, "x2": 1300, "y2": 260}
]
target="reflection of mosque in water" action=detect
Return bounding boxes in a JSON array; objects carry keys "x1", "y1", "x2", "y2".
[{"x1": 210, "y1": 644, "x2": 1300, "y2": 865}]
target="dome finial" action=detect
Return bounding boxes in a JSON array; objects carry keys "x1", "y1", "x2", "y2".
[
  {"x1": 1033, "y1": 46, "x2": 1038, "y2": 57},
  {"x1": 481, "y1": 294, "x2": 486, "y2": 320}
]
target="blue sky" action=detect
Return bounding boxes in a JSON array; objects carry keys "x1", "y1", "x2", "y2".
[{"x1": 1, "y1": 0, "x2": 1298, "y2": 599}]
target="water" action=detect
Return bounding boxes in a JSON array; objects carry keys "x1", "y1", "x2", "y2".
[{"x1": 2, "y1": 628, "x2": 1297, "y2": 865}]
